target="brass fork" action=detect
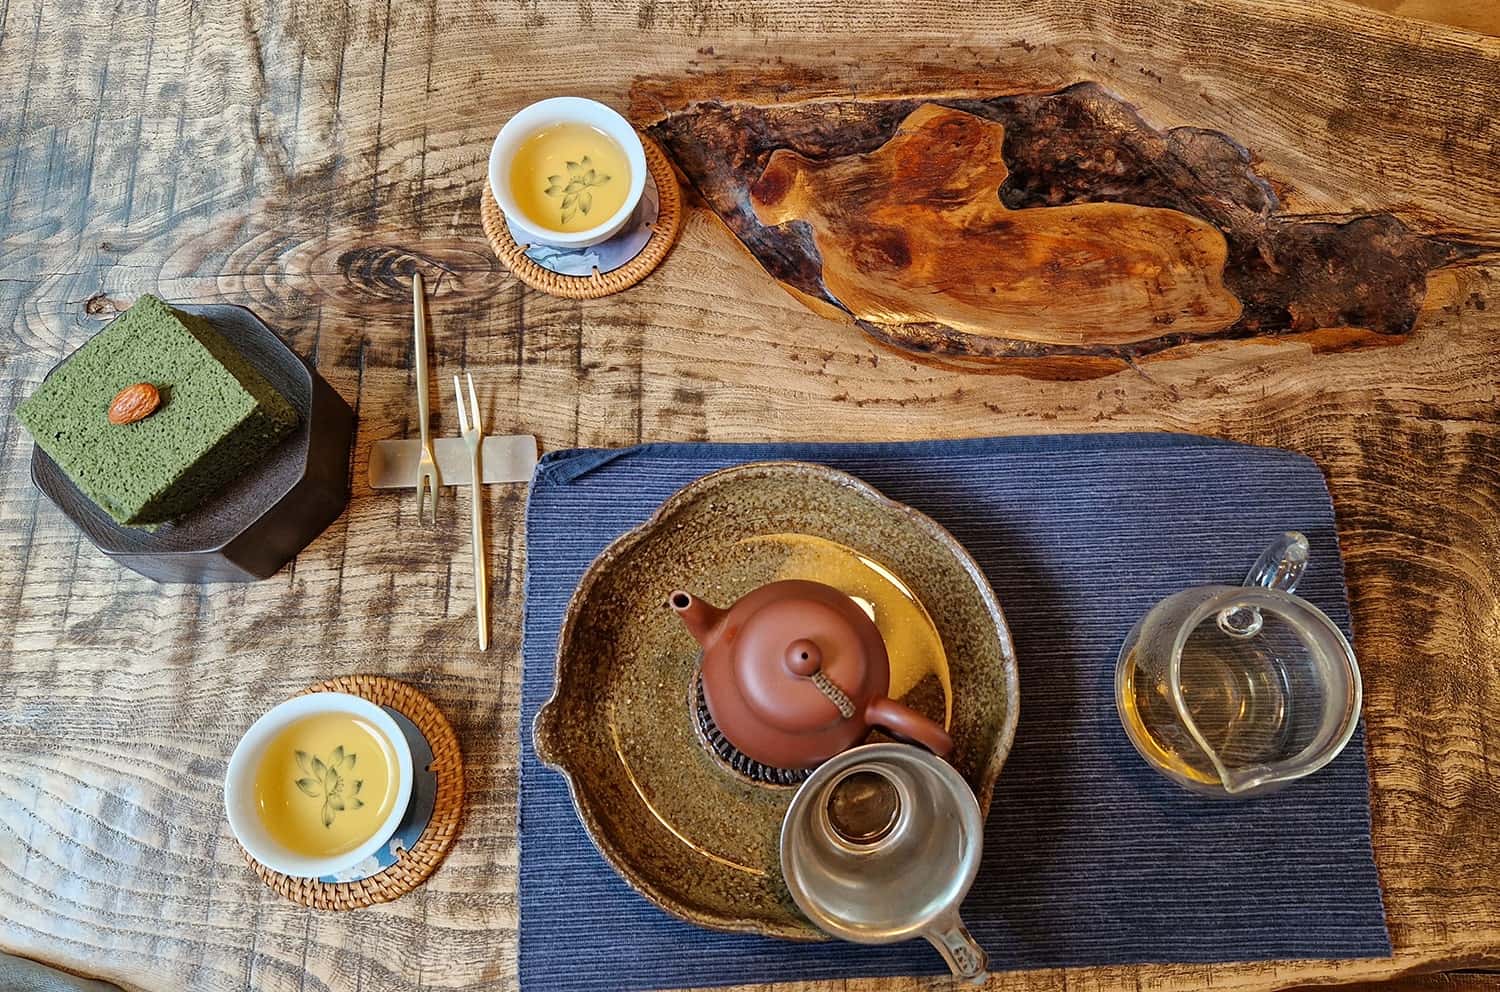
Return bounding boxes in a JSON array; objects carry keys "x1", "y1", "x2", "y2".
[
  {"x1": 453, "y1": 372, "x2": 487, "y2": 650},
  {"x1": 413, "y1": 272, "x2": 440, "y2": 524}
]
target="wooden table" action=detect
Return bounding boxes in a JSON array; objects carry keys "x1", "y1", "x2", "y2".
[{"x1": 1, "y1": 2, "x2": 1497, "y2": 990}]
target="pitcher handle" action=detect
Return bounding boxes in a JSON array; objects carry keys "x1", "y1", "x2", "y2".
[
  {"x1": 1218, "y1": 531, "x2": 1309, "y2": 638},
  {"x1": 922, "y1": 912, "x2": 988, "y2": 984}
]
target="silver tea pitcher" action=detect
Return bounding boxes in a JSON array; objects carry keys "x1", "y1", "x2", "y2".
[
  {"x1": 1115, "y1": 532, "x2": 1363, "y2": 798},
  {"x1": 780, "y1": 743, "x2": 989, "y2": 984}
]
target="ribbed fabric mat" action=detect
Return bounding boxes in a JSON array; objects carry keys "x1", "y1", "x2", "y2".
[{"x1": 520, "y1": 434, "x2": 1390, "y2": 992}]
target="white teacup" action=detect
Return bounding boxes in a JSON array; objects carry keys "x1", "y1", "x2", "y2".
[
  {"x1": 224, "y1": 692, "x2": 414, "y2": 878},
  {"x1": 488, "y1": 97, "x2": 647, "y2": 248}
]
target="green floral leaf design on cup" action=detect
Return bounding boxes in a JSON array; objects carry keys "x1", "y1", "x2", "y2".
[
  {"x1": 292, "y1": 747, "x2": 365, "y2": 828},
  {"x1": 544, "y1": 154, "x2": 611, "y2": 225}
]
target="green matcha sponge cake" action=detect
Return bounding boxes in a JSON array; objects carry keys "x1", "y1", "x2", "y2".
[{"x1": 16, "y1": 296, "x2": 299, "y2": 527}]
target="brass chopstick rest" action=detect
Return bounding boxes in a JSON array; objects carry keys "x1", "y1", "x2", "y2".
[{"x1": 368, "y1": 436, "x2": 536, "y2": 488}]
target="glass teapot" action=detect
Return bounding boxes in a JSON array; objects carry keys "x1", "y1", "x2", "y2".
[{"x1": 1114, "y1": 532, "x2": 1363, "y2": 798}]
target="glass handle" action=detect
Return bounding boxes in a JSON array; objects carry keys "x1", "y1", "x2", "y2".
[
  {"x1": 1218, "y1": 531, "x2": 1309, "y2": 638},
  {"x1": 923, "y1": 914, "x2": 988, "y2": 985},
  {"x1": 1244, "y1": 531, "x2": 1309, "y2": 594}
]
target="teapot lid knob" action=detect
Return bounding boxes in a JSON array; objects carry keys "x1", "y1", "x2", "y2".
[{"x1": 785, "y1": 639, "x2": 822, "y2": 676}]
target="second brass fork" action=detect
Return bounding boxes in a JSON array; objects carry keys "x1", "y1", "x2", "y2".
[
  {"x1": 413, "y1": 272, "x2": 440, "y2": 524},
  {"x1": 453, "y1": 372, "x2": 487, "y2": 651}
]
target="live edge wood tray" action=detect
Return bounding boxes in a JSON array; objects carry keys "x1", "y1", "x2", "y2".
[{"x1": 649, "y1": 83, "x2": 1490, "y2": 379}]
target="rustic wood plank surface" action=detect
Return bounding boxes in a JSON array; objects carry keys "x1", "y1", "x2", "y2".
[
  {"x1": 1345, "y1": 0, "x2": 1499, "y2": 35},
  {"x1": 1, "y1": 2, "x2": 1497, "y2": 992},
  {"x1": 1288, "y1": 974, "x2": 1500, "y2": 992}
]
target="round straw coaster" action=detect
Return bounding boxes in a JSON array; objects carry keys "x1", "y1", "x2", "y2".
[
  {"x1": 481, "y1": 131, "x2": 683, "y2": 299},
  {"x1": 244, "y1": 675, "x2": 464, "y2": 910}
]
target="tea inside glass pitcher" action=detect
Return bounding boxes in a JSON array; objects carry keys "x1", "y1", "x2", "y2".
[{"x1": 1115, "y1": 533, "x2": 1363, "y2": 798}]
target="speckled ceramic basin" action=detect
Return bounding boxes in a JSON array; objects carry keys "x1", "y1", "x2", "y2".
[{"x1": 533, "y1": 461, "x2": 1019, "y2": 939}]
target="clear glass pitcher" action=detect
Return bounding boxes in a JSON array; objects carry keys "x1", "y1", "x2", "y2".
[{"x1": 1114, "y1": 532, "x2": 1363, "y2": 798}]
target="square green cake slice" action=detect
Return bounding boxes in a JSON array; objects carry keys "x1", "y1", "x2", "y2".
[{"x1": 15, "y1": 296, "x2": 299, "y2": 527}]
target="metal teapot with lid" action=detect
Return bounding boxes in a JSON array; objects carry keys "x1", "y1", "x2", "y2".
[{"x1": 670, "y1": 579, "x2": 953, "y2": 770}]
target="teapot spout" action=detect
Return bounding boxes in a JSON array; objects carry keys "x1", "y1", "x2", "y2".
[{"x1": 670, "y1": 591, "x2": 727, "y2": 647}]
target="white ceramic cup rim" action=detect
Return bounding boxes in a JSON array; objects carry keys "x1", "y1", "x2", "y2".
[
  {"x1": 223, "y1": 691, "x2": 415, "y2": 879},
  {"x1": 488, "y1": 96, "x2": 648, "y2": 248}
]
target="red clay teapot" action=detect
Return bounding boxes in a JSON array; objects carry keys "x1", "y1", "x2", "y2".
[{"x1": 670, "y1": 579, "x2": 954, "y2": 770}]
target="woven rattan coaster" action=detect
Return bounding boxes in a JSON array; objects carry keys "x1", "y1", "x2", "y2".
[
  {"x1": 245, "y1": 675, "x2": 464, "y2": 910},
  {"x1": 481, "y1": 131, "x2": 683, "y2": 299}
]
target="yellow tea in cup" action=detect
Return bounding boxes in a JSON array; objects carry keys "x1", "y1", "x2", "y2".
[
  {"x1": 252, "y1": 712, "x2": 401, "y2": 859},
  {"x1": 508, "y1": 122, "x2": 630, "y2": 233}
]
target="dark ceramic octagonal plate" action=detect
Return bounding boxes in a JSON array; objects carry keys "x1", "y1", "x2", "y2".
[
  {"x1": 28, "y1": 303, "x2": 354, "y2": 583},
  {"x1": 534, "y1": 461, "x2": 1020, "y2": 940}
]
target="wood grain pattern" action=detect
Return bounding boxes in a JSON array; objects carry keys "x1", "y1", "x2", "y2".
[
  {"x1": 749, "y1": 103, "x2": 1243, "y2": 346},
  {"x1": 0, "y1": 2, "x2": 1497, "y2": 992},
  {"x1": 1287, "y1": 974, "x2": 1500, "y2": 992},
  {"x1": 652, "y1": 85, "x2": 1487, "y2": 372},
  {"x1": 1345, "y1": 0, "x2": 1500, "y2": 35}
]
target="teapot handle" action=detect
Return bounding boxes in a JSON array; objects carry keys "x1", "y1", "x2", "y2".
[{"x1": 864, "y1": 696, "x2": 954, "y2": 758}]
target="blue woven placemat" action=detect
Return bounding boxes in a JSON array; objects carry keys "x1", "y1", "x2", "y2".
[{"x1": 520, "y1": 434, "x2": 1390, "y2": 992}]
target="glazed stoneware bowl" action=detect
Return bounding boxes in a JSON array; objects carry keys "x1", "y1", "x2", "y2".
[{"x1": 533, "y1": 461, "x2": 1020, "y2": 940}]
